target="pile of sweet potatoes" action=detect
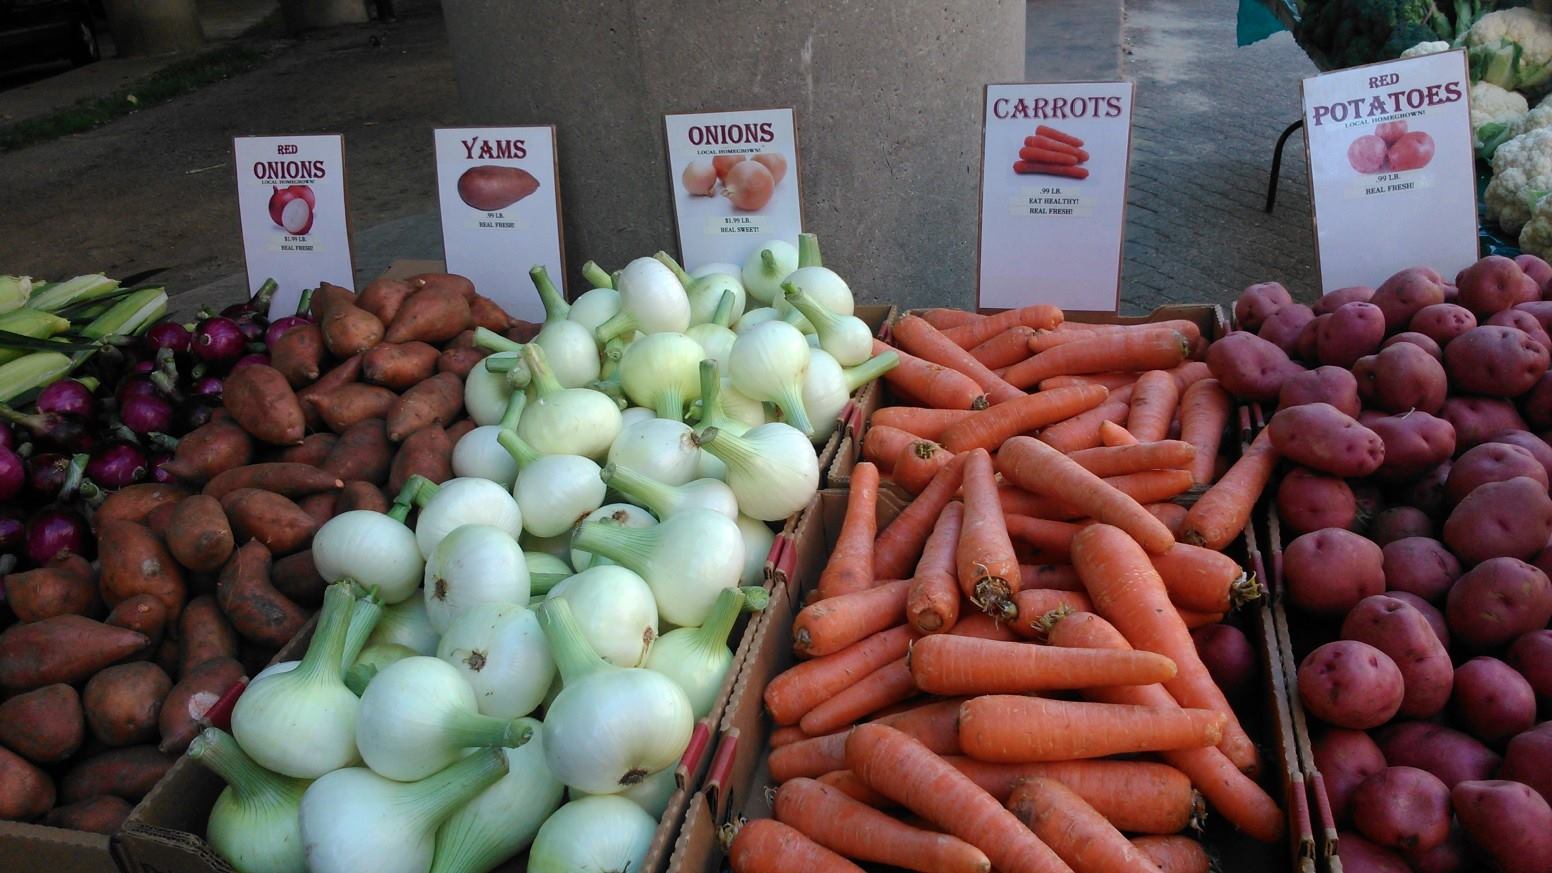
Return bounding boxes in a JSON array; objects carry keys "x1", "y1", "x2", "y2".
[
  {"x1": 0, "y1": 272, "x2": 528, "y2": 833},
  {"x1": 1214, "y1": 257, "x2": 1552, "y2": 873}
]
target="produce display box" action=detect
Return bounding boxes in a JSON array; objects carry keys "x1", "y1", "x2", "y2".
[
  {"x1": 827, "y1": 303, "x2": 1231, "y2": 493},
  {"x1": 664, "y1": 479, "x2": 1312, "y2": 873},
  {"x1": 0, "y1": 819, "x2": 121, "y2": 873}
]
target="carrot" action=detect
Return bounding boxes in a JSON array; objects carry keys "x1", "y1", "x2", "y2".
[
  {"x1": 943, "y1": 758, "x2": 1197, "y2": 834},
  {"x1": 939, "y1": 385, "x2": 1108, "y2": 454},
  {"x1": 1167, "y1": 360, "x2": 1213, "y2": 391},
  {"x1": 863, "y1": 425, "x2": 918, "y2": 472},
  {"x1": 1180, "y1": 429, "x2": 1278, "y2": 550},
  {"x1": 1036, "y1": 125, "x2": 1085, "y2": 148},
  {"x1": 1039, "y1": 372, "x2": 1137, "y2": 392},
  {"x1": 920, "y1": 308, "x2": 984, "y2": 330},
  {"x1": 956, "y1": 695, "x2": 1225, "y2": 762},
  {"x1": 728, "y1": 818, "x2": 863, "y2": 873},
  {"x1": 1019, "y1": 146, "x2": 1081, "y2": 165},
  {"x1": 817, "y1": 769, "x2": 893, "y2": 807},
  {"x1": 1098, "y1": 420, "x2": 1139, "y2": 447},
  {"x1": 771, "y1": 725, "x2": 808, "y2": 748},
  {"x1": 816, "y1": 463, "x2": 879, "y2": 600},
  {"x1": 1008, "y1": 778, "x2": 1159, "y2": 873},
  {"x1": 794, "y1": 582, "x2": 908, "y2": 659},
  {"x1": 955, "y1": 449, "x2": 1021, "y2": 619},
  {"x1": 874, "y1": 340, "x2": 988, "y2": 411},
  {"x1": 1179, "y1": 609, "x2": 1225, "y2": 629},
  {"x1": 908, "y1": 634, "x2": 1175, "y2": 695},
  {"x1": 765, "y1": 625, "x2": 916, "y2": 725},
  {"x1": 1029, "y1": 321, "x2": 1202, "y2": 354},
  {"x1": 968, "y1": 326, "x2": 1038, "y2": 369},
  {"x1": 1005, "y1": 330, "x2": 1192, "y2": 390},
  {"x1": 871, "y1": 406, "x2": 978, "y2": 440},
  {"x1": 1151, "y1": 544, "x2": 1254, "y2": 613},
  {"x1": 1044, "y1": 610, "x2": 1284, "y2": 843},
  {"x1": 1014, "y1": 162, "x2": 1089, "y2": 179},
  {"x1": 1020, "y1": 564, "x2": 1083, "y2": 591},
  {"x1": 1147, "y1": 502, "x2": 1189, "y2": 536},
  {"x1": 949, "y1": 611, "x2": 1021, "y2": 642},
  {"x1": 1066, "y1": 441, "x2": 1196, "y2": 478},
  {"x1": 997, "y1": 437, "x2": 1175, "y2": 553},
  {"x1": 938, "y1": 306, "x2": 1064, "y2": 349},
  {"x1": 895, "y1": 440, "x2": 955, "y2": 495},
  {"x1": 875, "y1": 454, "x2": 967, "y2": 579},
  {"x1": 1039, "y1": 384, "x2": 1135, "y2": 453},
  {"x1": 1178, "y1": 378, "x2": 1232, "y2": 486},
  {"x1": 891, "y1": 316, "x2": 1024, "y2": 405},
  {"x1": 1010, "y1": 590, "x2": 1094, "y2": 637},
  {"x1": 769, "y1": 698, "x2": 964, "y2": 782},
  {"x1": 1071, "y1": 524, "x2": 1260, "y2": 775},
  {"x1": 998, "y1": 470, "x2": 1193, "y2": 522},
  {"x1": 774, "y1": 777, "x2": 991, "y2": 873},
  {"x1": 1130, "y1": 836, "x2": 1211, "y2": 873},
  {"x1": 845, "y1": 724, "x2": 1071, "y2": 873},
  {"x1": 1005, "y1": 515, "x2": 1079, "y2": 557},
  {"x1": 798, "y1": 657, "x2": 915, "y2": 735},
  {"x1": 907, "y1": 502, "x2": 965, "y2": 634},
  {"x1": 1128, "y1": 370, "x2": 1181, "y2": 443}
]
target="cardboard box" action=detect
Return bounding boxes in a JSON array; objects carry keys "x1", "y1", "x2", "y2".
[
  {"x1": 666, "y1": 476, "x2": 1310, "y2": 873},
  {"x1": 828, "y1": 303, "x2": 1230, "y2": 494},
  {"x1": 0, "y1": 823, "x2": 121, "y2": 873}
]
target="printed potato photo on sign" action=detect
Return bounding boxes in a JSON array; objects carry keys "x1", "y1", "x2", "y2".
[
  {"x1": 1347, "y1": 120, "x2": 1435, "y2": 175},
  {"x1": 455, "y1": 165, "x2": 540, "y2": 212}
]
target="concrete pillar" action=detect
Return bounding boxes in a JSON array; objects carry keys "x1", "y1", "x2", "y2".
[
  {"x1": 103, "y1": 0, "x2": 203, "y2": 57},
  {"x1": 441, "y1": 0, "x2": 1024, "y2": 310},
  {"x1": 279, "y1": 0, "x2": 369, "y2": 33}
]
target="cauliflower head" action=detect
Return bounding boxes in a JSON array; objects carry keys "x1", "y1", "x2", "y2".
[
  {"x1": 1401, "y1": 40, "x2": 1451, "y2": 59},
  {"x1": 1474, "y1": 81, "x2": 1531, "y2": 158},
  {"x1": 1467, "y1": 8, "x2": 1552, "y2": 91},
  {"x1": 1519, "y1": 192, "x2": 1552, "y2": 257},
  {"x1": 1486, "y1": 127, "x2": 1552, "y2": 233}
]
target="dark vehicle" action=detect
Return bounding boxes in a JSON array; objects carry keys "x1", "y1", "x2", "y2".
[{"x1": 0, "y1": 0, "x2": 99, "y2": 71}]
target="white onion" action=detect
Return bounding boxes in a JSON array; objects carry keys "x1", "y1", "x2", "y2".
[
  {"x1": 567, "y1": 287, "x2": 621, "y2": 334},
  {"x1": 437, "y1": 603, "x2": 554, "y2": 719},
  {"x1": 545, "y1": 565, "x2": 659, "y2": 668},
  {"x1": 428, "y1": 735, "x2": 563, "y2": 873},
  {"x1": 735, "y1": 514, "x2": 776, "y2": 586},
  {"x1": 644, "y1": 586, "x2": 745, "y2": 718},
  {"x1": 596, "y1": 257, "x2": 691, "y2": 340},
  {"x1": 517, "y1": 344, "x2": 622, "y2": 461},
  {"x1": 607, "y1": 418, "x2": 700, "y2": 486},
  {"x1": 499, "y1": 429, "x2": 607, "y2": 538},
  {"x1": 603, "y1": 462, "x2": 738, "y2": 520},
  {"x1": 729, "y1": 320, "x2": 814, "y2": 436},
  {"x1": 696, "y1": 423, "x2": 819, "y2": 522},
  {"x1": 423, "y1": 524, "x2": 529, "y2": 634},
  {"x1": 190, "y1": 727, "x2": 308, "y2": 873},
  {"x1": 571, "y1": 503, "x2": 655, "y2": 571},
  {"x1": 312, "y1": 508, "x2": 423, "y2": 605},
  {"x1": 451, "y1": 425, "x2": 518, "y2": 488},
  {"x1": 741, "y1": 240, "x2": 799, "y2": 305},
  {"x1": 571, "y1": 508, "x2": 744, "y2": 627},
  {"x1": 527, "y1": 796, "x2": 656, "y2": 873},
  {"x1": 411, "y1": 477, "x2": 522, "y2": 561}
]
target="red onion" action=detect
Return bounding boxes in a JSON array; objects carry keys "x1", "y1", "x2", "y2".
[
  {"x1": 0, "y1": 510, "x2": 23, "y2": 555},
  {"x1": 0, "y1": 423, "x2": 15, "y2": 453},
  {"x1": 231, "y1": 353, "x2": 270, "y2": 371},
  {"x1": 144, "y1": 321, "x2": 192, "y2": 354},
  {"x1": 27, "y1": 453, "x2": 70, "y2": 498},
  {"x1": 178, "y1": 402, "x2": 215, "y2": 431},
  {"x1": 37, "y1": 379, "x2": 96, "y2": 419},
  {"x1": 87, "y1": 442, "x2": 149, "y2": 489},
  {"x1": 148, "y1": 452, "x2": 175, "y2": 484},
  {"x1": 0, "y1": 445, "x2": 23, "y2": 502},
  {"x1": 264, "y1": 315, "x2": 311, "y2": 348},
  {"x1": 190, "y1": 375, "x2": 224, "y2": 400},
  {"x1": 120, "y1": 394, "x2": 175, "y2": 437},
  {"x1": 118, "y1": 377, "x2": 160, "y2": 403},
  {"x1": 26, "y1": 507, "x2": 90, "y2": 565},
  {"x1": 236, "y1": 315, "x2": 267, "y2": 344},
  {"x1": 193, "y1": 317, "x2": 247, "y2": 368},
  {"x1": 0, "y1": 405, "x2": 88, "y2": 450},
  {"x1": 130, "y1": 359, "x2": 156, "y2": 376}
]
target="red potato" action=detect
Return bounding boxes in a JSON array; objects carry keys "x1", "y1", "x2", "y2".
[
  {"x1": 1337, "y1": 832, "x2": 1410, "y2": 873},
  {"x1": 1377, "y1": 722, "x2": 1501, "y2": 789},
  {"x1": 319, "y1": 301, "x2": 385, "y2": 358},
  {"x1": 1369, "y1": 507, "x2": 1432, "y2": 544},
  {"x1": 0, "y1": 684, "x2": 84, "y2": 763},
  {"x1": 386, "y1": 371, "x2": 463, "y2": 441},
  {"x1": 1190, "y1": 623, "x2": 1255, "y2": 699},
  {"x1": 321, "y1": 418, "x2": 392, "y2": 486},
  {"x1": 1457, "y1": 255, "x2": 1540, "y2": 318},
  {"x1": 1286, "y1": 527, "x2": 1385, "y2": 615},
  {"x1": 308, "y1": 384, "x2": 397, "y2": 434},
  {"x1": 1451, "y1": 657, "x2": 1536, "y2": 745},
  {"x1": 387, "y1": 424, "x2": 453, "y2": 493},
  {"x1": 1501, "y1": 722, "x2": 1552, "y2": 804},
  {"x1": 95, "y1": 482, "x2": 191, "y2": 529},
  {"x1": 1401, "y1": 460, "x2": 1453, "y2": 518},
  {"x1": 1506, "y1": 629, "x2": 1552, "y2": 705},
  {"x1": 1353, "y1": 341, "x2": 1447, "y2": 414},
  {"x1": 1368, "y1": 412, "x2": 1454, "y2": 483},
  {"x1": 1299, "y1": 640, "x2": 1405, "y2": 729},
  {"x1": 1372, "y1": 268, "x2": 1448, "y2": 333},
  {"x1": 1523, "y1": 373, "x2": 1552, "y2": 430},
  {"x1": 58, "y1": 745, "x2": 174, "y2": 803},
  {"x1": 1516, "y1": 253, "x2": 1552, "y2": 292},
  {"x1": 1352, "y1": 766, "x2": 1452, "y2": 852},
  {"x1": 1382, "y1": 537, "x2": 1461, "y2": 602},
  {"x1": 1386, "y1": 592, "x2": 1449, "y2": 648},
  {"x1": 1440, "y1": 395, "x2": 1528, "y2": 450},
  {"x1": 1279, "y1": 365, "x2": 1362, "y2": 417},
  {"x1": 469, "y1": 295, "x2": 514, "y2": 333},
  {"x1": 42, "y1": 795, "x2": 132, "y2": 835},
  {"x1": 1206, "y1": 330, "x2": 1300, "y2": 401},
  {"x1": 334, "y1": 480, "x2": 388, "y2": 515},
  {"x1": 216, "y1": 540, "x2": 307, "y2": 648},
  {"x1": 1376, "y1": 120, "x2": 1408, "y2": 144},
  {"x1": 1445, "y1": 325, "x2": 1551, "y2": 397},
  {"x1": 1259, "y1": 303, "x2": 1315, "y2": 353},
  {"x1": 1315, "y1": 729, "x2": 1387, "y2": 822},
  {"x1": 1341, "y1": 595, "x2": 1453, "y2": 718},
  {"x1": 270, "y1": 549, "x2": 326, "y2": 607},
  {"x1": 82, "y1": 662, "x2": 171, "y2": 747},
  {"x1": 1348, "y1": 134, "x2": 1390, "y2": 174},
  {"x1": 1235, "y1": 282, "x2": 1294, "y2": 331},
  {"x1": 1487, "y1": 308, "x2": 1552, "y2": 351},
  {"x1": 203, "y1": 462, "x2": 344, "y2": 502},
  {"x1": 1268, "y1": 402, "x2": 1385, "y2": 477},
  {"x1": 1294, "y1": 313, "x2": 1328, "y2": 363},
  {"x1": 406, "y1": 273, "x2": 476, "y2": 302},
  {"x1": 1313, "y1": 285, "x2": 1376, "y2": 315},
  {"x1": 220, "y1": 488, "x2": 317, "y2": 556},
  {"x1": 1387, "y1": 131, "x2": 1434, "y2": 172},
  {"x1": 0, "y1": 746, "x2": 54, "y2": 821},
  {"x1": 1452, "y1": 780, "x2": 1552, "y2": 873},
  {"x1": 1381, "y1": 331, "x2": 1443, "y2": 361},
  {"x1": 1276, "y1": 467, "x2": 1358, "y2": 534},
  {"x1": 1483, "y1": 431, "x2": 1552, "y2": 482},
  {"x1": 1446, "y1": 557, "x2": 1552, "y2": 650},
  {"x1": 297, "y1": 491, "x2": 335, "y2": 528},
  {"x1": 437, "y1": 346, "x2": 488, "y2": 377},
  {"x1": 158, "y1": 656, "x2": 245, "y2": 754},
  {"x1": 1443, "y1": 477, "x2": 1552, "y2": 565},
  {"x1": 1317, "y1": 302, "x2": 1387, "y2": 367},
  {"x1": 278, "y1": 432, "x2": 337, "y2": 467},
  {"x1": 1446, "y1": 442, "x2": 1549, "y2": 504},
  {"x1": 269, "y1": 322, "x2": 323, "y2": 387},
  {"x1": 362, "y1": 341, "x2": 440, "y2": 390},
  {"x1": 1402, "y1": 303, "x2": 1472, "y2": 345}
]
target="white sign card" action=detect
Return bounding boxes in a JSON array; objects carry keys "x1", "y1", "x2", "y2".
[
  {"x1": 977, "y1": 82, "x2": 1135, "y2": 312},
  {"x1": 433, "y1": 126, "x2": 565, "y2": 323},
  {"x1": 233, "y1": 134, "x2": 355, "y2": 318},
  {"x1": 1301, "y1": 51, "x2": 1478, "y2": 293},
  {"x1": 663, "y1": 108, "x2": 803, "y2": 272}
]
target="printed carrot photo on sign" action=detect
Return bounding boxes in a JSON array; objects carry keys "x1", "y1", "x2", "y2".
[{"x1": 1015, "y1": 125, "x2": 1092, "y2": 180}]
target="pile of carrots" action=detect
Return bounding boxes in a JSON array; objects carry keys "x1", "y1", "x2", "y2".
[
  {"x1": 1014, "y1": 126, "x2": 1091, "y2": 181},
  {"x1": 725, "y1": 307, "x2": 1289, "y2": 873}
]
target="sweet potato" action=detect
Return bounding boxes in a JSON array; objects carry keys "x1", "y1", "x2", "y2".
[
  {"x1": 1370, "y1": 507, "x2": 1432, "y2": 544},
  {"x1": 58, "y1": 745, "x2": 174, "y2": 803},
  {"x1": 165, "y1": 494, "x2": 235, "y2": 573},
  {"x1": 82, "y1": 662, "x2": 171, "y2": 747},
  {"x1": 386, "y1": 372, "x2": 463, "y2": 441},
  {"x1": 1381, "y1": 537, "x2": 1460, "y2": 602},
  {"x1": 309, "y1": 281, "x2": 356, "y2": 320},
  {"x1": 1342, "y1": 595, "x2": 1453, "y2": 718},
  {"x1": 279, "y1": 432, "x2": 338, "y2": 467},
  {"x1": 217, "y1": 540, "x2": 308, "y2": 648},
  {"x1": 445, "y1": 419, "x2": 476, "y2": 443},
  {"x1": 1234, "y1": 281, "x2": 1293, "y2": 331},
  {"x1": 158, "y1": 656, "x2": 245, "y2": 754},
  {"x1": 1368, "y1": 412, "x2": 1454, "y2": 483},
  {"x1": 296, "y1": 354, "x2": 363, "y2": 431},
  {"x1": 223, "y1": 364, "x2": 306, "y2": 446},
  {"x1": 1452, "y1": 657, "x2": 1536, "y2": 744},
  {"x1": 1486, "y1": 307, "x2": 1552, "y2": 350},
  {"x1": 159, "y1": 419, "x2": 253, "y2": 485},
  {"x1": 296, "y1": 491, "x2": 334, "y2": 527},
  {"x1": 335, "y1": 480, "x2": 388, "y2": 515},
  {"x1": 1269, "y1": 402, "x2": 1385, "y2": 477},
  {"x1": 1446, "y1": 442, "x2": 1549, "y2": 505},
  {"x1": 220, "y1": 488, "x2": 317, "y2": 556},
  {"x1": 94, "y1": 482, "x2": 190, "y2": 529},
  {"x1": 1446, "y1": 556, "x2": 1552, "y2": 650},
  {"x1": 1352, "y1": 767, "x2": 1451, "y2": 853},
  {"x1": 1439, "y1": 396, "x2": 1527, "y2": 451},
  {"x1": 388, "y1": 424, "x2": 454, "y2": 493},
  {"x1": 470, "y1": 294, "x2": 516, "y2": 332},
  {"x1": 1443, "y1": 477, "x2": 1552, "y2": 565},
  {"x1": 0, "y1": 615, "x2": 149, "y2": 691},
  {"x1": 1314, "y1": 729, "x2": 1387, "y2": 822},
  {"x1": 1279, "y1": 365, "x2": 1361, "y2": 417},
  {"x1": 269, "y1": 322, "x2": 324, "y2": 387},
  {"x1": 3, "y1": 553, "x2": 100, "y2": 622},
  {"x1": 1353, "y1": 342, "x2": 1447, "y2": 414},
  {"x1": 1456, "y1": 255, "x2": 1540, "y2": 318},
  {"x1": 204, "y1": 462, "x2": 344, "y2": 501},
  {"x1": 357, "y1": 277, "x2": 414, "y2": 324},
  {"x1": 1452, "y1": 780, "x2": 1552, "y2": 873},
  {"x1": 1206, "y1": 331, "x2": 1299, "y2": 401},
  {"x1": 97, "y1": 520, "x2": 185, "y2": 624},
  {"x1": 320, "y1": 300, "x2": 385, "y2": 358},
  {"x1": 1507, "y1": 629, "x2": 1552, "y2": 705},
  {"x1": 437, "y1": 345, "x2": 488, "y2": 377},
  {"x1": 1445, "y1": 325, "x2": 1550, "y2": 397},
  {"x1": 41, "y1": 795, "x2": 131, "y2": 835},
  {"x1": 1336, "y1": 831, "x2": 1410, "y2": 873},
  {"x1": 1377, "y1": 722, "x2": 1499, "y2": 789},
  {"x1": 1381, "y1": 331, "x2": 1443, "y2": 361},
  {"x1": 1409, "y1": 303, "x2": 1476, "y2": 346},
  {"x1": 385, "y1": 287, "x2": 472, "y2": 344},
  {"x1": 178, "y1": 594, "x2": 239, "y2": 675},
  {"x1": 1298, "y1": 640, "x2": 1405, "y2": 729},
  {"x1": 1317, "y1": 301, "x2": 1386, "y2": 367},
  {"x1": 1276, "y1": 467, "x2": 1358, "y2": 534},
  {"x1": 1501, "y1": 722, "x2": 1552, "y2": 804},
  {"x1": 1259, "y1": 303, "x2": 1314, "y2": 353},
  {"x1": 1286, "y1": 527, "x2": 1385, "y2": 615},
  {"x1": 320, "y1": 418, "x2": 392, "y2": 486},
  {"x1": 406, "y1": 272, "x2": 476, "y2": 301},
  {"x1": 0, "y1": 746, "x2": 53, "y2": 821},
  {"x1": 309, "y1": 383, "x2": 397, "y2": 433},
  {"x1": 269, "y1": 549, "x2": 327, "y2": 608},
  {"x1": 362, "y1": 341, "x2": 440, "y2": 390},
  {"x1": 0, "y1": 684, "x2": 83, "y2": 764},
  {"x1": 105, "y1": 594, "x2": 167, "y2": 650}
]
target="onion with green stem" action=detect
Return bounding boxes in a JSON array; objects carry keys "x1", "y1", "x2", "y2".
[
  {"x1": 570, "y1": 507, "x2": 743, "y2": 626},
  {"x1": 801, "y1": 348, "x2": 899, "y2": 443},
  {"x1": 428, "y1": 734, "x2": 562, "y2": 873},
  {"x1": 734, "y1": 306, "x2": 782, "y2": 334},
  {"x1": 423, "y1": 523, "x2": 530, "y2": 634},
  {"x1": 602, "y1": 462, "x2": 737, "y2": 520},
  {"x1": 690, "y1": 360, "x2": 758, "y2": 435},
  {"x1": 544, "y1": 564, "x2": 659, "y2": 668},
  {"x1": 516, "y1": 343, "x2": 621, "y2": 461},
  {"x1": 451, "y1": 391, "x2": 527, "y2": 486},
  {"x1": 695, "y1": 423, "x2": 819, "y2": 522},
  {"x1": 529, "y1": 266, "x2": 600, "y2": 388},
  {"x1": 741, "y1": 240, "x2": 800, "y2": 306},
  {"x1": 365, "y1": 595, "x2": 438, "y2": 655},
  {"x1": 653, "y1": 251, "x2": 746, "y2": 325},
  {"x1": 341, "y1": 585, "x2": 383, "y2": 670},
  {"x1": 528, "y1": 796, "x2": 657, "y2": 873},
  {"x1": 782, "y1": 282, "x2": 873, "y2": 366},
  {"x1": 774, "y1": 233, "x2": 854, "y2": 332},
  {"x1": 686, "y1": 290, "x2": 739, "y2": 369},
  {"x1": 497, "y1": 428, "x2": 607, "y2": 538},
  {"x1": 188, "y1": 727, "x2": 308, "y2": 873},
  {"x1": 570, "y1": 503, "x2": 655, "y2": 571},
  {"x1": 581, "y1": 260, "x2": 613, "y2": 289},
  {"x1": 312, "y1": 487, "x2": 424, "y2": 604},
  {"x1": 619, "y1": 331, "x2": 704, "y2": 420},
  {"x1": 729, "y1": 319, "x2": 815, "y2": 436},
  {"x1": 606, "y1": 416, "x2": 701, "y2": 486},
  {"x1": 571, "y1": 765, "x2": 678, "y2": 819},
  {"x1": 436, "y1": 602, "x2": 553, "y2": 719},
  {"x1": 736, "y1": 515, "x2": 776, "y2": 586},
  {"x1": 644, "y1": 586, "x2": 746, "y2": 719},
  {"x1": 404, "y1": 474, "x2": 522, "y2": 560},
  {"x1": 566, "y1": 287, "x2": 621, "y2": 335},
  {"x1": 595, "y1": 257, "x2": 690, "y2": 341}
]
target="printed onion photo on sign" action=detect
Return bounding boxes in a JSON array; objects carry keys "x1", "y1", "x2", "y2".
[
  {"x1": 1347, "y1": 120, "x2": 1435, "y2": 175},
  {"x1": 456, "y1": 165, "x2": 540, "y2": 211},
  {"x1": 681, "y1": 153, "x2": 787, "y2": 211},
  {"x1": 267, "y1": 185, "x2": 316, "y2": 234}
]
